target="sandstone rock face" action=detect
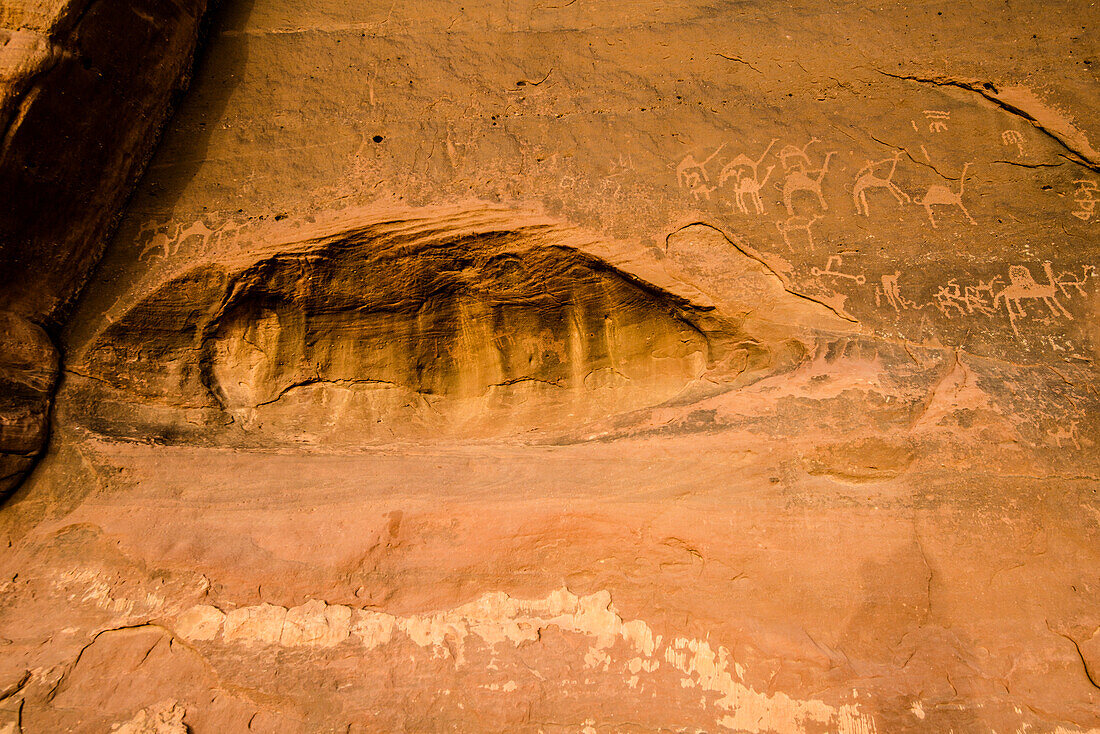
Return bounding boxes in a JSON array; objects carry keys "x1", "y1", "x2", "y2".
[
  {"x1": 0, "y1": 0, "x2": 214, "y2": 495},
  {"x1": 1, "y1": 1, "x2": 1099, "y2": 732}
]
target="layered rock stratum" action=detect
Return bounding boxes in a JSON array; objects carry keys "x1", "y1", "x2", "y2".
[{"x1": 0, "y1": 1, "x2": 1098, "y2": 732}]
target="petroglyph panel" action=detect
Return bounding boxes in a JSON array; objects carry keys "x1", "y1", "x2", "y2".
[
  {"x1": 68, "y1": 210, "x2": 823, "y2": 445},
  {"x1": 5, "y1": 2, "x2": 1100, "y2": 733}
]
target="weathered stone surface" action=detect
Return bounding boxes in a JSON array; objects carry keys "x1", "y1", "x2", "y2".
[
  {"x1": 0, "y1": 0, "x2": 214, "y2": 496},
  {"x1": 1, "y1": 0, "x2": 1098, "y2": 732},
  {"x1": 0, "y1": 312, "x2": 56, "y2": 490}
]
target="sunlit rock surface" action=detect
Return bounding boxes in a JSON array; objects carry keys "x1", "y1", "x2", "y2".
[{"x1": 0, "y1": 0, "x2": 1098, "y2": 732}]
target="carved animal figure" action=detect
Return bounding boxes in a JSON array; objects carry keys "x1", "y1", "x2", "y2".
[
  {"x1": 1049, "y1": 420, "x2": 1081, "y2": 450},
  {"x1": 139, "y1": 219, "x2": 218, "y2": 261},
  {"x1": 852, "y1": 152, "x2": 910, "y2": 216},
  {"x1": 781, "y1": 151, "x2": 835, "y2": 214},
  {"x1": 677, "y1": 144, "x2": 725, "y2": 191},
  {"x1": 993, "y1": 261, "x2": 1072, "y2": 334},
  {"x1": 719, "y1": 139, "x2": 777, "y2": 214},
  {"x1": 916, "y1": 163, "x2": 976, "y2": 228},
  {"x1": 1054, "y1": 265, "x2": 1094, "y2": 297},
  {"x1": 778, "y1": 138, "x2": 819, "y2": 172},
  {"x1": 775, "y1": 214, "x2": 819, "y2": 248},
  {"x1": 731, "y1": 164, "x2": 776, "y2": 214}
]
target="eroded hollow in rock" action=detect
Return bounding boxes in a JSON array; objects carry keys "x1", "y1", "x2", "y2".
[{"x1": 70, "y1": 219, "x2": 791, "y2": 445}]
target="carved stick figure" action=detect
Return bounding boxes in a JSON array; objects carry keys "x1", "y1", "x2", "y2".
[
  {"x1": 852, "y1": 152, "x2": 910, "y2": 216},
  {"x1": 916, "y1": 162, "x2": 976, "y2": 228},
  {"x1": 811, "y1": 255, "x2": 866, "y2": 285}
]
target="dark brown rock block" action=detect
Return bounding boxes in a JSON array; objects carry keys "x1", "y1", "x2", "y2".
[
  {"x1": 0, "y1": 312, "x2": 55, "y2": 496},
  {"x1": 0, "y1": 0, "x2": 214, "y2": 496}
]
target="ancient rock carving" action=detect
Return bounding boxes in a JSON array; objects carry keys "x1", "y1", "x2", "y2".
[
  {"x1": 73, "y1": 213, "x2": 804, "y2": 446},
  {"x1": 1053, "y1": 265, "x2": 1095, "y2": 297},
  {"x1": 853, "y1": 152, "x2": 910, "y2": 217},
  {"x1": 1048, "y1": 420, "x2": 1081, "y2": 449},
  {"x1": 1072, "y1": 179, "x2": 1098, "y2": 222},
  {"x1": 933, "y1": 277, "x2": 1001, "y2": 318},
  {"x1": 719, "y1": 139, "x2": 777, "y2": 215},
  {"x1": 875, "y1": 271, "x2": 921, "y2": 311},
  {"x1": 870, "y1": 261, "x2": 1093, "y2": 338},
  {"x1": 777, "y1": 139, "x2": 836, "y2": 215},
  {"x1": 811, "y1": 255, "x2": 865, "y2": 285},
  {"x1": 915, "y1": 163, "x2": 976, "y2": 228},
  {"x1": 776, "y1": 214, "x2": 820, "y2": 248},
  {"x1": 992, "y1": 261, "x2": 1072, "y2": 335},
  {"x1": 677, "y1": 144, "x2": 726, "y2": 201},
  {"x1": 777, "y1": 139, "x2": 817, "y2": 172},
  {"x1": 922, "y1": 110, "x2": 950, "y2": 133},
  {"x1": 1001, "y1": 130, "x2": 1025, "y2": 157},
  {"x1": 139, "y1": 220, "x2": 216, "y2": 261}
]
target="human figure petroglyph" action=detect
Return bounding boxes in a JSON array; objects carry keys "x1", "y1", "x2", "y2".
[
  {"x1": 1001, "y1": 130, "x2": 1025, "y2": 158},
  {"x1": 1072, "y1": 179, "x2": 1099, "y2": 222},
  {"x1": 720, "y1": 139, "x2": 777, "y2": 215},
  {"x1": 811, "y1": 255, "x2": 865, "y2": 285},
  {"x1": 853, "y1": 152, "x2": 910, "y2": 217},
  {"x1": 933, "y1": 281, "x2": 967, "y2": 318},
  {"x1": 780, "y1": 151, "x2": 835, "y2": 215},
  {"x1": 776, "y1": 214, "x2": 820, "y2": 248},
  {"x1": 677, "y1": 144, "x2": 726, "y2": 200},
  {"x1": 916, "y1": 162, "x2": 976, "y2": 228},
  {"x1": 993, "y1": 261, "x2": 1072, "y2": 335},
  {"x1": 922, "y1": 110, "x2": 950, "y2": 133},
  {"x1": 875, "y1": 271, "x2": 921, "y2": 311},
  {"x1": 933, "y1": 277, "x2": 1001, "y2": 318}
]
